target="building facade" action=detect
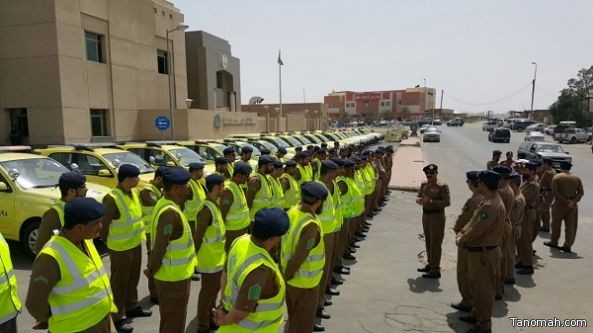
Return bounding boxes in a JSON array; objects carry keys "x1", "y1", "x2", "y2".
[
  {"x1": 325, "y1": 87, "x2": 437, "y2": 121},
  {"x1": 241, "y1": 103, "x2": 329, "y2": 132},
  {"x1": 0, "y1": 0, "x2": 188, "y2": 145}
]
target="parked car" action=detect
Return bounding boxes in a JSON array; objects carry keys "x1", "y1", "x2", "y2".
[
  {"x1": 517, "y1": 141, "x2": 572, "y2": 169},
  {"x1": 553, "y1": 121, "x2": 577, "y2": 141},
  {"x1": 433, "y1": 119, "x2": 442, "y2": 126},
  {"x1": 446, "y1": 118, "x2": 464, "y2": 127},
  {"x1": 511, "y1": 120, "x2": 536, "y2": 131},
  {"x1": 482, "y1": 119, "x2": 498, "y2": 131},
  {"x1": 556, "y1": 128, "x2": 589, "y2": 144},
  {"x1": 488, "y1": 128, "x2": 511, "y2": 143},
  {"x1": 525, "y1": 123, "x2": 546, "y2": 134},
  {"x1": 419, "y1": 124, "x2": 431, "y2": 134},
  {"x1": 422, "y1": 127, "x2": 441, "y2": 142},
  {"x1": 525, "y1": 131, "x2": 545, "y2": 142}
]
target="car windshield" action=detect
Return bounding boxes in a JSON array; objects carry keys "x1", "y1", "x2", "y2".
[
  {"x1": 236, "y1": 143, "x2": 261, "y2": 156},
  {"x1": 103, "y1": 152, "x2": 154, "y2": 174},
  {"x1": 208, "y1": 143, "x2": 228, "y2": 154},
  {"x1": 253, "y1": 140, "x2": 278, "y2": 153},
  {"x1": 281, "y1": 136, "x2": 301, "y2": 146},
  {"x1": 426, "y1": 128, "x2": 439, "y2": 133},
  {"x1": 294, "y1": 135, "x2": 311, "y2": 144},
  {"x1": 169, "y1": 147, "x2": 205, "y2": 167},
  {"x1": 266, "y1": 137, "x2": 290, "y2": 148},
  {"x1": 0, "y1": 158, "x2": 69, "y2": 189},
  {"x1": 536, "y1": 144, "x2": 564, "y2": 153}
]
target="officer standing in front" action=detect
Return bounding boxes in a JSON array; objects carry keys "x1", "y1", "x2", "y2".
[
  {"x1": 36, "y1": 171, "x2": 88, "y2": 253},
  {"x1": 508, "y1": 172, "x2": 525, "y2": 285},
  {"x1": 101, "y1": 164, "x2": 151, "y2": 332},
  {"x1": 282, "y1": 182, "x2": 328, "y2": 333},
  {"x1": 486, "y1": 150, "x2": 502, "y2": 170},
  {"x1": 213, "y1": 208, "x2": 290, "y2": 332},
  {"x1": 517, "y1": 161, "x2": 539, "y2": 275},
  {"x1": 456, "y1": 171, "x2": 505, "y2": 333},
  {"x1": 416, "y1": 164, "x2": 451, "y2": 279},
  {"x1": 26, "y1": 198, "x2": 117, "y2": 333},
  {"x1": 0, "y1": 231, "x2": 21, "y2": 333},
  {"x1": 538, "y1": 158, "x2": 556, "y2": 232},
  {"x1": 219, "y1": 162, "x2": 252, "y2": 252},
  {"x1": 194, "y1": 174, "x2": 227, "y2": 333},
  {"x1": 280, "y1": 160, "x2": 302, "y2": 210},
  {"x1": 246, "y1": 156, "x2": 274, "y2": 222},
  {"x1": 145, "y1": 167, "x2": 196, "y2": 333}
]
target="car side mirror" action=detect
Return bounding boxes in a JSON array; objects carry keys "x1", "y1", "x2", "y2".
[
  {"x1": 0, "y1": 182, "x2": 9, "y2": 192},
  {"x1": 70, "y1": 163, "x2": 79, "y2": 171},
  {"x1": 149, "y1": 156, "x2": 156, "y2": 165},
  {"x1": 98, "y1": 169, "x2": 112, "y2": 177},
  {"x1": 166, "y1": 161, "x2": 176, "y2": 167}
]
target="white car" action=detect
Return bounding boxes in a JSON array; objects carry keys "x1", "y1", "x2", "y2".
[
  {"x1": 422, "y1": 127, "x2": 441, "y2": 142},
  {"x1": 419, "y1": 124, "x2": 431, "y2": 134},
  {"x1": 525, "y1": 131, "x2": 545, "y2": 142}
]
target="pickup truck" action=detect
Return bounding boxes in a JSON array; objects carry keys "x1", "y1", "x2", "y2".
[{"x1": 556, "y1": 128, "x2": 589, "y2": 144}]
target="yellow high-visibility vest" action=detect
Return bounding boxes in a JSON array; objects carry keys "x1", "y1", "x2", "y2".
[
  {"x1": 224, "y1": 180, "x2": 250, "y2": 231},
  {"x1": 196, "y1": 201, "x2": 226, "y2": 273},
  {"x1": 314, "y1": 181, "x2": 338, "y2": 234},
  {"x1": 249, "y1": 173, "x2": 272, "y2": 221},
  {"x1": 268, "y1": 175, "x2": 285, "y2": 208},
  {"x1": 184, "y1": 179, "x2": 206, "y2": 223},
  {"x1": 107, "y1": 188, "x2": 144, "y2": 251},
  {"x1": 0, "y1": 233, "x2": 21, "y2": 327},
  {"x1": 140, "y1": 183, "x2": 161, "y2": 233},
  {"x1": 280, "y1": 173, "x2": 300, "y2": 210}
]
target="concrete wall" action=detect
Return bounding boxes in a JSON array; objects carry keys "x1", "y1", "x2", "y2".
[{"x1": 241, "y1": 103, "x2": 329, "y2": 131}]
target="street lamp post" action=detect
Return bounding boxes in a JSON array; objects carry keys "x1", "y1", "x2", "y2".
[
  {"x1": 274, "y1": 107, "x2": 279, "y2": 132},
  {"x1": 264, "y1": 106, "x2": 270, "y2": 132},
  {"x1": 304, "y1": 109, "x2": 309, "y2": 130},
  {"x1": 314, "y1": 110, "x2": 319, "y2": 130},
  {"x1": 530, "y1": 62, "x2": 537, "y2": 120},
  {"x1": 166, "y1": 22, "x2": 189, "y2": 140}
]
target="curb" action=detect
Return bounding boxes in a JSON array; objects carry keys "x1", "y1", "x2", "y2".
[{"x1": 389, "y1": 185, "x2": 420, "y2": 192}]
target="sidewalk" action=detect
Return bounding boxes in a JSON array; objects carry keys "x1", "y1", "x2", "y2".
[{"x1": 389, "y1": 136, "x2": 426, "y2": 192}]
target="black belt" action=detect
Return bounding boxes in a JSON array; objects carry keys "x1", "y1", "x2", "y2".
[
  {"x1": 526, "y1": 206, "x2": 536, "y2": 210},
  {"x1": 464, "y1": 245, "x2": 498, "y2": 252},
  {"x1": 423, "y1": 208, "x2": 444, "y2": 214},
  {"x1": 540, "y1": 188, "x2": 551, "y2": 192}
]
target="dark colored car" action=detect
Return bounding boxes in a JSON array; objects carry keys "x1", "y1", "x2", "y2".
[
  {"x1": 488, "y1": 128, "x2": 511, "y2": 143},
  {"x1": 511, "y1": 120, "x2": 536, "y2": 131}
]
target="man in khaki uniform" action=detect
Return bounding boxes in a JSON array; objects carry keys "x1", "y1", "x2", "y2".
[
  {"x1": 486, "y1": 150, "x2": 502, "y2": 170},
  {"x1": 456, "y1": 171, "x2": 505, "y2": 333},
  {"x1": 492, "y1": 166, "x2": 514, "y2": 298},
  {"x1": 508, "y1": 172, "x2": 525, "y2": 285},
  {"x1": 517, "y1": 161, "x2": 539, "y2": 275},
  {"x1": 416, "y1": 164, "x2": 451, "y2": 279},
  {"x1": 538, "y1": 158, "x2": 556, "y2": 232},
  {"x1": 544, "y1": 161, "x2": 584, "y2": 253},
  {"x1": 451, "y1": 171, "x2": 483, "y2": 313},
  {"x1": 219, "y1": 162, "x2": 252, "y2": 252}
]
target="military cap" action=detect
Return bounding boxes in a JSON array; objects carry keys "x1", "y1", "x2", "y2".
[
  {"x1": 362, "y1": 150, "x2": 372, "y2": 156},
  {"x1": 253, "y1": 208, "x2": 290, "y2": 240},
  {"x1": 206, "y1": 174, "x2": 226, "y2": 189},
  {"x1": 223, "y1": 147, "x2": 236, "y2": 156},
  {"x1": 466, "y1": 171, "x2": 480, "y2": 182},
  {"x1": 215, "y1": 157, "x2": 229, "y2": 165},
  {"x1": 307, "y1": 145, "x2": 314, "y2": 150},
  {"x1": 321, "y1": 142, "x2": 328, "y2": 148},
  {"x1": 328, "y1": 148, "x2": 337, "y2": 154},
  {"x1": 529, "y1": 159, "x2": 542, "y2": 167},
  {"x1": 313, "y1": 146, "x2": 321, "y2": 152},
  {"x1": 542, "y1": 158, "x2": 553, "y2": 165},
  {"x1": 233, "y1": 162, "x2": 252, "y2": 175},
  {"x1": 560, "y1": 161, "x2": 572, "y2": 171},
  {"x1": 64, "y1": 197, "x2": 106, "y2": 229},
  {"x1": 301, "y1": 150, "x2": 312, "y2": 158},
  {"x1": 259, "y1": 155, "x2": 274, "y2": 165},
  {"x1": 423, "y1": 164, "x2": 438, "y2": 172},
  {"x1": 351, "y1": 156, "x2": 362, "y2": 163},
  {"x1": 375, "y1": 147, "x2": 385, "y2": 154},
  {"x1": 492, "y1": 150, "x2": 502, "y2": 156},
  {"x1": 162, "y1": 167, "x2": 190, "y2": 184},
  {"x1": 385, "y1": 146, "x2": 394, "y2": 153},
  {"x1": 318, "y1": 148, "x2": 328, "y2": 155},
  {"x1": 260, "y1": 148, "x2": 271, "y2": 155},
  {"x1": 155, "y1": 166, "x2": 167, "y2": 178},
  {"x1": 360, "y1": 156, "x2": 368, "y2": 161},
  {"x1": 478, "y1": 170, "x2": 502, "y2": 188},
  {"x1": 59, "y1": 172, "x2": 86, "y2": 191},
  {"x1": 240, "y1": 145, "x2": 253, "y2": 154},
  {"x1": 525, "y1": 162, "x2": 538, "y2": 170},
  {"x1": 343, "y1": 159, "x2": 355, "y2": 168},
  {"x1": 273, "y1": 160, "x2": 284, "y2": 169},
  {"x1": 508, "y1": 172, "x2": 522, "y2": 181},
  {"x1": 295, "y1": 146, "x2": 303, "y2": 152},
  {"x1": 118, "y1": 164, "x2": 140, "y2": 182},
  {"x1": 329, "y1": 157, "x2": 345, "y2": 167},
  {"x1": 277, "y1": 147, "x2": 287, "y2": 154},
  {"x1": 322, "y1": 160, "x2": 338, "y2": 170},
  {"x1": 188, "y1": 162, "x2": 205, "y2": 171},
  {"x1": 301, "y1": 181, "x2": 329, "y2": 200},
  {"x1": 285, "y1": 160, "x2": 297, "y2": 168},
  {"x1": 492, "y1": 165, "x2": 512, "y2": 176}
]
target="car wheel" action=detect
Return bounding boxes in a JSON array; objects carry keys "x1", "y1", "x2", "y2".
[
  {"x1": 570, "y1": 137, "x2": 576, "y2": 144},
  {"x1": 21, "y1": 219, "x2": 40, "y2": 257},
  {"x1": 505, "y1": 139, "x2": 510, "y2": 143}
]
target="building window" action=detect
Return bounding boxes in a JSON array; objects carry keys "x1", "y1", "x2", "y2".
[
  {"x1": 7, "y1": 108, "x2": 29, "y2": 144},
  {"x1": 85, "y1": 31, "x2": 104, "y2": 63},
  {"x1": 90, "y1": 109, "x2": 109, "y2": 136},
  {"x1": 216, "y1": 71, "x2": 224, "y2": 89},
  {"x1": 386, "y1": 101, "x2": 391, "y2": 106},
  {"x1": 380, "y1": 101, "x2": 385, "y2": 107},
  {"x1": 157, "y1": 50, "x2": 169, "y2": 74}
]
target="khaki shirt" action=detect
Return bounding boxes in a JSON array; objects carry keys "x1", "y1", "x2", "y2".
[
  {"x1": 459, "y1": 193, "x2": 506, "y2": 247},
  {"x1": 36, "y1": 208, "x2": 62, "y2": 254},
  {"x1": 454, "y1": 193, "x2": 483, "y2": 232},
  {"x1": 283, "y1": 223, "x2": 320, "y2": 281},
  {"x1": 539, "y1": 169, "x2": 556, "y2": 191},
  {"x1": 520, "y1": 179, "x2": 540, "y2": 208},
  {"x1": 510, "y1": 191, "x2": 526, "y2": 226},
  {"x1": 552, "y1": 173, "x2": 584, "y2": 205},
  {"x1": 418, "y1": 181, "x2": 451, "y2": 210},
  {"x1": 147, "y1": 208, "x2": 184, "y2": 274},
  {"x1": 498, "y1": 184, "x2": 515, "y2": 220}
]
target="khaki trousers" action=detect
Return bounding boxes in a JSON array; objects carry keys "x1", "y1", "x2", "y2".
[
  {"x1": 286, "y1": 285, "x2": 319, "y2": 333},
  {"x1": 109, "y1": 245, "x2": 141, "y2": 320},
  {"x1": 468, "y1": 248, "x2": 501, "y2": 330},
  {"x1": 422, "y1": 212, "x2": 446, "y2": 272},
  {"x1": 456, "y1": 247, "x2": 472, "y2": 307},
  {"x1": 333, "y1": 219, "x2": 350, "y2": 269},
  {"x1": 318, "y1": 232, "x2": 336, "y2": 309},
  {"x1": 497, "y1": 220, "x2": 512, "y2": 296},
  {"x1": 539, "y1": 192, "x2": 553, "y2": 230},
  {"x1": 551, "y1": 203, "x2": 579, "y2": 247},
  {"x1": 197, "y1": 271, "x2": 222, "y2": 331},
  {"x1": 518, "y1": 209, "x2": 535, "y2": 266},
  {"x1": 155, "y1": 278, "x2": 191, "y2": 333},
  {"x1": 145, "y1": 236, "x2": 157, "y2": 299},
  {"x1": 0, "y1": 317, "x2": 16, "y2": 333}
]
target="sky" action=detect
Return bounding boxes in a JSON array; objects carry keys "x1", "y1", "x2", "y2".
[{"x1": 174, "y1": 0, "x2": 593, "y2": 114}]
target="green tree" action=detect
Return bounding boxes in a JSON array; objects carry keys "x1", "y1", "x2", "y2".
[
  {"x1": 339, "y1": 111, "x2": 350, "y2": 122},
  {"x1": 550, "y1": 66, "x2": 593, "y2": 126},
  {"x1": 400, "y1": 106, "x2": 410, "y2": 120},
  {"x1": 381, "y1": 109, "x2": 394, "y2": 120},
  {"x1": 363, "y1": 111, "x2": 376, "y2": 123}
]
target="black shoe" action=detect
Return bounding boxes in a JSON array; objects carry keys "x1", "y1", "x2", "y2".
[
  {"x1": 379, "y1": 202, "x2": 387, "y2": 207},
  {"x1": 326, "y1": 287, "x2": 340, "y2": 296},
  {"x1": 361, "y1": 227, "x2": 370, "y2": 232},
  {"x1": 363, "y1": 221, "x2": 372, "y2": 226},
  {"x1": 126, "y1": 306, "x2": 152, "y2": 318},
  {"x1": 366, "y1": 216, "x2": 374, "y2": 221},
  {"x1": 333, "y1": 266, "x2": 350, "y2": 275},
  {"x1": 540, "y1": 227, "x2": 550, "y2": 233},
  {"x1": 191, "y1": 273, "x2": 201, "y2": 281},
  {"x1": 355, "y1": 236, "x2": 365, "y2": 242},
  {"x1": 324, "y1": 299, "x2": 333, "y2": 306},
  {"x1": 348, "y1": 247, "x2": 357, "y2": 254},
  {"x1": 417, "y1": 265, "x2": 431, "y2": 273},
  {"x1": 504, "y1": 278, "x2": 515, "y2": 285},
  {"x1": 313, "y1": 323, "x2": 325, "y2": 332},
  {"x1": 450, "y1": 302, "x2": 472, "y2": 313},
  {"x1": 459, "y1": 315, "x2": 477, "y2": 324},
  {"x1": 514, "y1": 262, "x2": 523, "y2": 269},
  {"x1": 466, "y1": 326, "x2": 491, "y2": 333},
  {"x1": 316, "y1": 308, "x2": 331, "y2": 319},
  {"x1": 559, "y1": 246, "x2": 572, "y2": 253},
  {"x1": 355, "y1": 232, "x2": 366, "y2": 238},
  {"x1": 210, "y1": 322, "x2": 220, "y2": 331},
  {"x1": 373, "y1": 208, "x2": 382, "y2": 213},
  {"x1": 149, "y1": 296, "x2": 159, "y2": 305},
  {"x1": 114, "y1": 319, "x2": 134, "y2": 333},
  {"x1": 517, "y1": 266, "x2": 534, "y2": 275},
  {"x1": 331, "y1": 277, "x2": 344, "y2": 285},
  {"x1": 495, "y1": 295, "x2": 502, "y2": 301},
  {"x1": 543, "y1": 241, "x2": 558, "y2": 249},
  {"x1": 421, "y1": 271, "x2": 441, "y2": 279},
  {"x1": 343, "y1": 253, "x2": 356, "y2": 261},
  {"x1": 351, "y1": 243, "x2": 360, "y2": 248}
]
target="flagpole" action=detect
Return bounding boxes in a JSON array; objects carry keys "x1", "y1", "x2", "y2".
[{"x1": 278, "y1": 49, "x2": 283, "y2": 131}]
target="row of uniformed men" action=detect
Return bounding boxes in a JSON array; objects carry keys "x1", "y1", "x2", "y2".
[{"x1": 0, "y1": 144, "x2": 393, "y2": 333}]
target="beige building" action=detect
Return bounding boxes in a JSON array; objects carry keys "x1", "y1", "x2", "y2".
[
  {"x1": 242, "y1": 103, "x2": 329, "y2": 132},
  {"x1": 0, "y1": 0, "x2": 188, "y2": 145}
]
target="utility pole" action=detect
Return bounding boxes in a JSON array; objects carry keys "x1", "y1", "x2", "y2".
[
  {"x1": 439, "y1": 89, "x2": 444, "y2": 120},
  {"x1": 530, "y1": 62, "x2": 537, "y2": 120},
  {"x1": 303, "y1": 89, "x2": 306, "y2": 103}
]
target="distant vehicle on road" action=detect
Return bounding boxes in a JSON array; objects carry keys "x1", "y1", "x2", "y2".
[
  {"x1": 419, "y1": 124, "x2": 431, "y2": 134},
  {"x1": 553, "y1": 121, "x2": 577, "y2": 141},
  {"x1": 488, "y1": 128, "x2": 511, "y2": 143},
  {"x1": 517, "y1": 141, "x2": 572, "y2": 169},
  {"x1": 482, "y1": 119, "x2": 499, "y2": 131},
  {"x1": 525, "y1": 131, "x2": 545, "y2": 142},
  {"x1": 511, "y1": 119, "x2": 536, "y2": 131},
  {"x1": 544, "y1": 125, "x2": 557, "y2": 135},
  {"x1": 556, "y1": 128, "x2": 589, "y2": 144},
  {"x1": 446, "y1": 118, "x2": 464, "y2": 127},
  {"x1": 422, "y1": 127, "x2": 441, "y2": 142},
  {"x1": 525, "y1": 123, "x2": 546, "y2": 134},
  {"x1": 433, "y1": 119, "x2": 442, "y2": 126}
]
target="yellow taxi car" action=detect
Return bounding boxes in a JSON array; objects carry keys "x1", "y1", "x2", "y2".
[
  {"x1": 118, "y1": 141, "x2": 215, "y2": 174},
  {"x1": 0, "y1": 147, "x2": 109, "y2": 256},
  {"x1": 35, "y1": 144, "x2": 155, "y2": 187}
]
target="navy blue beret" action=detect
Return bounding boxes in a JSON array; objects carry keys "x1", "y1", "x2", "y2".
[
  {"x1": 529, "y1": 159, "x2": 542, "y2": 167},
  {"x1": 234, "y1": 162, "x2": 252, "y2": 175},
  {"x1": 321, "y1": 142, "x2": 328, "y2": 147},
  {"x1": 362, "y1": 150, "x2": 372, "y2": 156},
  {"x1": 322, "y1": 160, "x2": 338, "y2": 170},
  {"x1": 118, "y1": 164, "x2": 140, "y2": 180},
  {"x1": 313, "y1": 146, "x2": 320, "y2": 152},
  {"x1": 163, "y1": 167, "x2": 190, "y2": 184},
  {"x1": 259, "y1": 155, "x2": 274, "y2": 165},
  {"x1": 307, "y1": 145, "x2": 314, "y2": 150},
  {"x1": 241, "y1": 145, "x2": 253, "y2": 154},
  {"x1": 295, "y1": 146, "x2": 303, "y2": 151},
  {"x1": 343, "y1": 159, "x2": 355, "y2": 168},
  {"x1": 278, "y1": 147, "x2": 287, "y2": 154},
  {"x1": 466, "y1": 171, "x2": 480, "y2": 182},
  {"x1": 215, "y1": 157, "x2": 229, "y2": 165},
  {"x1": 301, "y1": 181, "x2": 329, "y2": 200},
  {"x1": 329, "y1": 157, "x2": 345, "y2": 167},
  {"x1": 155, "y1": 166, "x2": 167, "y2": 177},
  {"x1": 509, "y1": 172, "x2": 522, "y2": 181},
  {"x1": 188, "y1": 162, "x2": 205, "y2": 171},
  {"x1": 260, "y1": 148, "x2": 271, "y2": 155},
  {"x1": 64, "y1": 197, "x2": 105, "y2": 228},
  {"x1": 423, "y1": 164, "x2": 438, "y2": 172},
  {"x1": 285, "y1": 160, "x2": 297, "y2": 167},
  {"x1": 361, "y1": 156, "x2": 368, "y2": 161},
  {"x1": 273, "y1": 160, "x2": 284, "y2": 168},
  {"x1": 492, "y1": 150, "x2": 502, "y2": 156},
  {"x1": 253, "y1": 208, "x2": 290, "y2": 239},
  {"x1": 328, "y1": 148, "x2": 336, "y2": 154},
  {"x1": 318, "y1": 148, "x2": 327, "y2": 155},
  {"x1": 333, "y1": 141, "x2": 340, "y2": 146},
  {"x1": 375, "y1": 147, "x2": 385, "y2": 154},
  {"x1": 385, "y1": 146, "x2": 394, "y2": 153},
  {"x1": 301, "y1": 150, "x2": 312, "y2": 158},
  {"x1": 59, "y1": 172, "x2": 86, "y2": 190},
  {"x1": 492, "y1": 166, "x2": 512, "y2": 175},
  {"x1": 351, "y1": 156, "x2": 362, "y2": 163},
  {"x1": 223, "y1": 147, "x2": 236, "y2": 155},
  {"x1": 479, "y1": 170, "x2": 501, "y2": 187},
  {"x1": 206, "y1": 174, "x2": 226, "y2": 188},
  {"x1": 560, "y1": 161, "x2": 572, "y2": 170}
]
